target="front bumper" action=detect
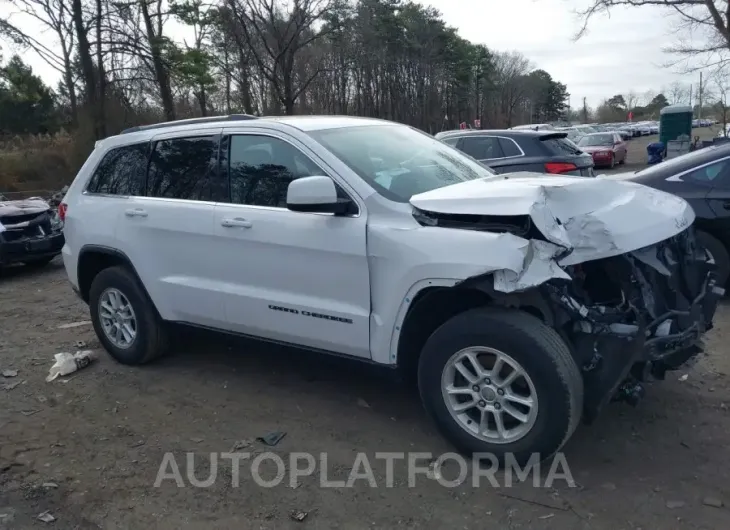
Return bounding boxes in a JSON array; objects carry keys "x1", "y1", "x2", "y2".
[
  {"x1": 0, "y1": 231, "x2": 65, "y2": 265},
  {"x1": 545, "y1": 227, "x2": 722, "y2": 421}
]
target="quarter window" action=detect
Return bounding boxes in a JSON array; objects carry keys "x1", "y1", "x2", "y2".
[
  {"x1": 498, "y1": 138, "x2": 522, "y2": 157},
  {"x1": 87, "y1": 143, "x2": 147, "y2": 196},
  {"x1": 146, "y1": 136, "x2": 218, "y2": 201},
  {"x1": 459, "y1": 136, "x2": 503, "y2": 160},
  {"x1": 228, "y1": 135, "x2": 323, "y2": 207}
]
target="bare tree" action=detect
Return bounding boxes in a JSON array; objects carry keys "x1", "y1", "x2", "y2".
[
  {"x1": 575, "y1": 1, "x2": 730, "y2": 70},
  {"x1": 492, "y1": 51, "x2": 532, "y2": 127},
  {"x1": 226, "y1": 0, "x2": 341, "y2": 114},
  {"x1": 668, "y1": 81, "x2": 690, "y2": 104},
  {"x1": 0, "y1": 0, "x2": 78, "y2": 122},
  {"x1": 625, "y1": 90, "x2": 638, "y2": 115}
]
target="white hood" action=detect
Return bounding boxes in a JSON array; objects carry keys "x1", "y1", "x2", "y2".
[{"x1": 410, "y1": 173, "x2": 694, "y2": 291}]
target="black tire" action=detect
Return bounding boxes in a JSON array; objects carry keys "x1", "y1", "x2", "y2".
[
  {"x1": 417, "y1": 308, "x2": 583, "y2": 466},
  {"x1": 89, "y1": 265, "x2": 169, "y2": 365},
  {"x1": 697, "y1": 230, "x2": 730, "y2": 287}
]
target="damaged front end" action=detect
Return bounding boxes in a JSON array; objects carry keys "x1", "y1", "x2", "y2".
[
  {"x1": 542, "y1": 227, "x2": 723, "y2": 421},
  {"x1": 0, "y1": 198, "x2": 65, "y2": 266}
]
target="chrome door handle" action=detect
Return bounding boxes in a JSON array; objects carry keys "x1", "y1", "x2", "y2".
[
  {"x1": 221, "y1": 217, "x2": 252, "y2": 228},
  {"x1": 125, "y1": 208, "x2": 148, "y2": 217}
]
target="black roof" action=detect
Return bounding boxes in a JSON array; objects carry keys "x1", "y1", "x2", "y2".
[{"x1": 437, "y1": 129, "x2": 567, "y2": 139}]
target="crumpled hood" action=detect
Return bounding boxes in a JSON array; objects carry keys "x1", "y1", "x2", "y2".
[
  {"x1": 0, "y1": 198, "x2": 51, "y2": 218},
  {"x1": 410, "y1": 172, "x2": 695, "y2": 268}
]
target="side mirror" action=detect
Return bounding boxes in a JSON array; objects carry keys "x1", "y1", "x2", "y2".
[{"x1": 286, "y1": 176, "x2": 352, "y2": 215}]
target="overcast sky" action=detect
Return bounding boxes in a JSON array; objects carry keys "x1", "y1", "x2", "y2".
[
  {"x1": 8, "y1": 0, "x2": 706, "y2": 109},
  {"x1": 418, "y1": 0, "x2": 703, "y2": 108}
]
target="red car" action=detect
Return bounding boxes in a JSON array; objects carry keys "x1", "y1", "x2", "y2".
[{"x1": 577, "y1": 132, "x2": 628, "y2": 168}]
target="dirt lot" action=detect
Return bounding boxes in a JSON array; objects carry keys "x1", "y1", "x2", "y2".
[{"x1": 2, "y1": 141, "x2": 730, "y2": 529}]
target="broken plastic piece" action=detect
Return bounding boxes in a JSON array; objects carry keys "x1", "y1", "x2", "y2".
[
  {"x1": 46, "y1": 350, "x2": 98, "y2": 382},
  {"x1": 257, "y1": 431, "x2": 286, "y2": 446}
]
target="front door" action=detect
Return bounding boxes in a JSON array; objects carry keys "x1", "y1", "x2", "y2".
[{"x1": 212, "y1": 131, "x2": 371, "y2": 358}]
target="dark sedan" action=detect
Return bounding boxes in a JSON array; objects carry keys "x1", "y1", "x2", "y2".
[
  {"x1": 602, "y1": 143, "x2": 730, "y2": 285},
  {"x1": 435, "y1": 129, "x2": 595, "y2": 176}
]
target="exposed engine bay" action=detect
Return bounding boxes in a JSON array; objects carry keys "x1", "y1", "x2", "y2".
[{"x1": 413, "y1": 207, "x2": 723, "y2": 421}]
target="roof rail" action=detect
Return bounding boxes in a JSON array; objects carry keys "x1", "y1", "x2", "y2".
[{"x1": 120, "y1": 114, "x2": 258, "y2": 135}]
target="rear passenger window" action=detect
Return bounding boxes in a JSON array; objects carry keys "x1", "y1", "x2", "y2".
[
  {"x1": 146, "y1": 136, "x2": 218, "y2": 201},
  {"x1": 228, "y1": 135, "x2": 323, "y2": 207},
  {"x1": 541, "y1": 137, "x2": 583, "y2": 156},
  {"x1": 498, "y1": 138, "x2": 522, "y2": 157},
  {"x1": 441, "y1": 137, "x2": 459, "y2": 147},
  {"x1": 460, "y1": 136, "x2": 503, "y2": 160},
  {"x1": 87, "y1": 143, "x2": 147, "y2": 196}
]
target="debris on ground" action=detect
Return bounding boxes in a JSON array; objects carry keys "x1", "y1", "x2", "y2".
[
  {"x1": 56, "y1": 321, "x2": 91, "y2": 330},
  {"x1": 702, "y1": 496, "x2": 724, "y2": 508},
  {"x1": 75, "y1": 341, "x2": 87, "y2": 348},
  {"x1": 257, "y1": 431, "x2": 286, "y2": 446},
  {"x1": 1, "y1": 370, "x2": 18, "y2": 378},
  {"x1": 538, "y1": 513, "x2": 555, "y2": 520},
  {"x1": 666, "y1": 500, "x2": 685, "y2": 509},
  {"x1": 20, "y1": 409, "x2": 40, "y2": 416},
  {"x1": 2, "y1": 381, "x2": 21, "y2": 391},
  {"x1": 290, "y1": 510, "x2": 309, "y2": 522},
  {"x1": 46, "y1": 350, "x2": 98, "y2": 382},
  {"x1": 230, "y1": 439, "x2": 252, "y2": 451},
  {"x1": 357, "y1": 398, "x2": 370, "y2": 408},
  {"x1": 41, "y1": 482, "x2": 58, "y2": 489},
  {"x1": 37, "y1": 510, "x2": 56, "y2": 523},
  {"x1": 190, "y1": 437, "x2": 204, "y2": 443},
  {"x1": 679, "y1": 374, "x2": 689, "y2": 382}
]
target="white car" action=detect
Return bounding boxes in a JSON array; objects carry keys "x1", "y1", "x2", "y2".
[{"x1": 59, "y1": 115, "x2": 721, "y2": 465}]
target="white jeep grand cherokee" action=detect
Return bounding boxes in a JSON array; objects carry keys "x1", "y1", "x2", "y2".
[{"x1": 60, "y1": 115, "x2": 723, "y2": 464}]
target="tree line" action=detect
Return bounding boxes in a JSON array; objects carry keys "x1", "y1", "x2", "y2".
[{"x1": 0, "y1": 0, "x2": 570, "y2": 140}]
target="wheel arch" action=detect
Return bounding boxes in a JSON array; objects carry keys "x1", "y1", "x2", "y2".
[
  {"x1": 393, "y1": 275, "x2": 556, "y2": 381},
  {"x1": 77, "y1": 245, "x2": 156, "y2": 311}
]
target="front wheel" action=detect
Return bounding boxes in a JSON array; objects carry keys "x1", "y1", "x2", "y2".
[{"x1": 418, "y1": 308, "x2": 583, "y2": 466}]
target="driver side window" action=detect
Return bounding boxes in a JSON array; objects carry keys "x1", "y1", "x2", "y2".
[{"x1": 228, "y1": 135, "x2": 323, "y2": 207}]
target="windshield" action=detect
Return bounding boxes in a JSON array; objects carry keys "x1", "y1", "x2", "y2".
[
  {"x1": 578, "y1": 134, "x2": 614, "y2": 147},
  {"x1": 309, "y1": 125, "x2": 496, "y2": 203}
]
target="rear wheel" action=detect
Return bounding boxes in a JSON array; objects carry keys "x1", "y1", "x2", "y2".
[
  {"x1": 417, "y1": 308, "x2": 583, "y2": 466},
  {"x1": 697, "y1": 231, "x2": 730, "y2": 287},
  {"x1": 89, "y1": 266, "x2": 169, "y2": 365}
]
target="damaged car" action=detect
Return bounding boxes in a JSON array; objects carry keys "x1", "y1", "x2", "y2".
[
  {"x1": 60, "y1": 115, "x2": 722, "y2": 465},
  {"x1": 0, "y1": 197, "x2": 64, "y2": 268}
]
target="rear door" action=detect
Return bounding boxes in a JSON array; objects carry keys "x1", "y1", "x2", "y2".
[{"x1": 115, "y1": 130, "x2": 227, "y2": 328}]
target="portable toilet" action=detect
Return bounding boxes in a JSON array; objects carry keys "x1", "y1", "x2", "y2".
[{"x1": 659, "y1": 105, "x2": 693, "y2": 146}]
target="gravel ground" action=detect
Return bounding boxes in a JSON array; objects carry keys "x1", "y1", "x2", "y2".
[{"x1": 2, "y1": 137, "x2": 730, "y2": 529}]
